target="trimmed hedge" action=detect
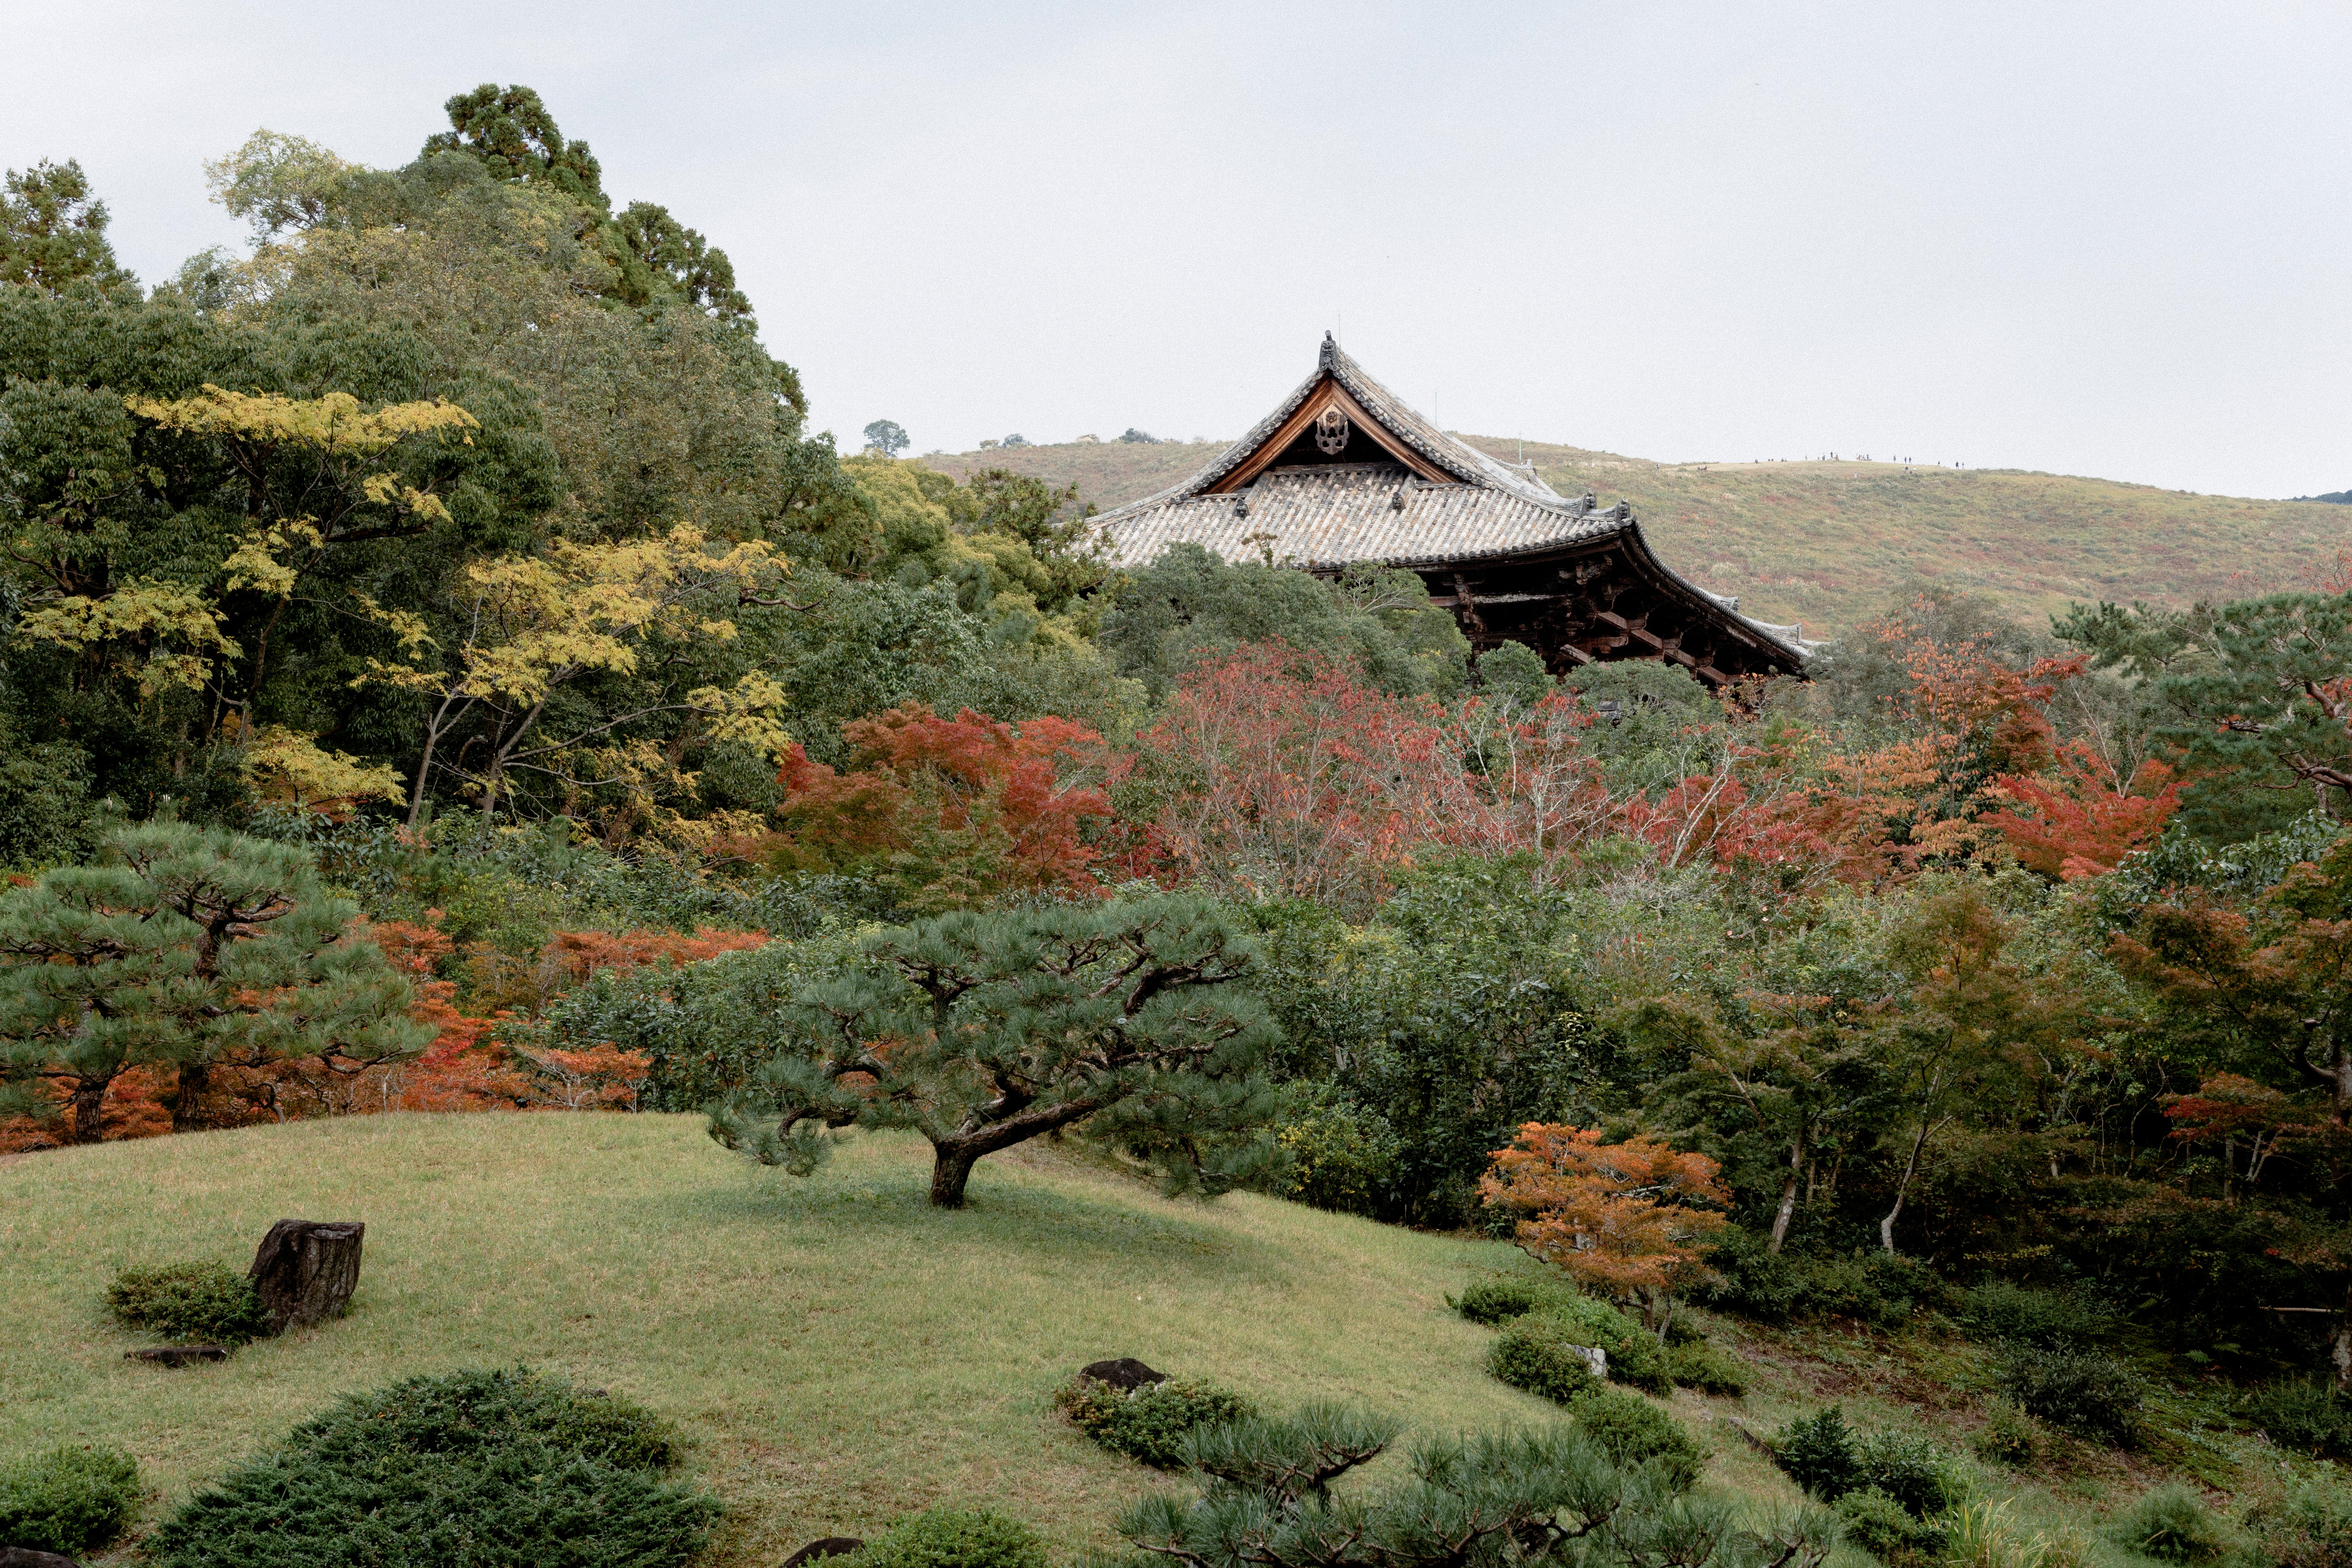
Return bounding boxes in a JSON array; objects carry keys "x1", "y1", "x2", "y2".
[
  {"x1": 1488, "y1": 1316, "x2": 1604, "y2": 1405},
  {"x1": 1450, "y1": 1273, "x2": 1582, "y2": 1326},
  {"x1": 107, "y1": 1259, "x2": 270, "y2": 1345},
  {"x1": 142, "y1": 1367, "x2": 719, "y2": 1568},
  {"x1": 0, "y1": 1443, "x2": 140, "y2": 1556},
  {"x1": 846, "y1": 1507, "x2": 1048, "y2": 1568},
  {"x1": 1054, "y1": 1376, "x2": 1255, "y2": 1469}
]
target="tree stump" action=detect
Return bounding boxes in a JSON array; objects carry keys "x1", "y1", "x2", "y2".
[
  {"x1": 247, "y1": 1220, "x2": 364, "y2": 1334},
  {"x1": 1, "y1": 1548, "x2": 84, "y2": 1568},
  {"x1": 1080, "y1": 1357, "x2": 1167, "y2": 1391},
  {"x1": 780, "y1": 1539, "x2": 864, "y2": 1568}
]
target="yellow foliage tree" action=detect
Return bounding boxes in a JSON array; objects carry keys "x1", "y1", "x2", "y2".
[{"x1": 354, "y1": 524, "x2": 795, "y2": 832}]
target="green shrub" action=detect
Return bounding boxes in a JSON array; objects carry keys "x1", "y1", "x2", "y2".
[
  {"x1": 143, "y1": 1366, "x2": 718, "y2": 1568},
  {"x1": 1852, "y1": 1429, "x2": 1965, "y2": 1519},
  {"x1": 1773, "y1": 1407, "x2": 1860, "y2": 1500},
  {"x1": 1054, "y1": 1376, "x2": 1255, "y2": 1469},
  {"x1": 2247, "y1": 1461, "x2": 2352, "y2": 1568},
  {"x1": 107, "y1": 1259, "x2": 270, "y2": 1344},
  {"x1": 846, "y1": 1506, "x2": 1048, "y2": 1568},
  {"x1": 1662, "y1": 1313, "x2": 1708, "y2": 1347},
  {"x1": 1450, "y1": 1272, "x2": 1580, "y2": 1326},
  {"x1": 1836, "y1": 1485, "x2": 1947, "y2": 1563},
  {"x1": 2110, "y1": 1484, "x2": 2234, "y2": 1564},
  {"x1": 1571, "y1": 1389, "x2": 1707, "y2": 1492},
  {"x1": 1958, "y1": 1281, "x2": 2109, "y2": 1348},
  {"x1": 1997, "y1": 1343, "x2": 2145, "y2": 1445},
  {"x1": 2245, "y1": 1378, "x2": 2352, "y2": 1458},
  {"x1": 1488, "y1": 1316, "x2": 1605, "y2": 1405},
  {"x1": 1525, "y1": 1297, "x2": 1674, "y2": 1396},
  {"x1": 1266, "y1": 1086, "x2": 1401, "y2": 1215},
  {"x1": 0, "y1": 1443, "x2": 140, "y2": 1555},
  {"x1": 1696, "y1": 1233, "x2": 1945, "y2": 1328},
  {"x1": 1970, "y1": 1399, "x2": 2044, "y2": 1468},
  {"x1": 1667, "y1": 1340, "x2": 1747, "y2": 1397}
]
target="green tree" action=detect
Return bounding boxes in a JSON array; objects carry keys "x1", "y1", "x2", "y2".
[
  {"x1": 709, "y1": 897, "x2": 1280, "y2": 1207},
  {"x1": 863, "y1": 419, "x2": 910, "y2": 458},
  {"x1": 0, "y1": 160, "x2": 134, "y2": 294},
  {"x1": 0, "y1": 823, "x2": 430, "y2": 1140}
]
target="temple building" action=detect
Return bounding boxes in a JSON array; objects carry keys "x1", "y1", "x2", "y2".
[{"x1": 1097, "y1": 336, "x2": 1813, "y2": 686}]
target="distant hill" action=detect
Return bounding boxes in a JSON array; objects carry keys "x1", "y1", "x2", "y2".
[{"x1": 924, "y1": 440, "x2": 2352, "y2": 640}]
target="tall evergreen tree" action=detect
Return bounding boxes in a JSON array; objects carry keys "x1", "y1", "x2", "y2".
[{"x1": 0, "y1": 159, "x2": 134, "y2": 294}]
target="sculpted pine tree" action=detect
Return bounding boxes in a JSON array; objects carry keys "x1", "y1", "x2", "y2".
[
  {"x1": 709, "y1": 897, "x2": 1279, "y2": 1207},
  {"x1": 0, "y1": 824, "x2": 432, "y2": 1139}
]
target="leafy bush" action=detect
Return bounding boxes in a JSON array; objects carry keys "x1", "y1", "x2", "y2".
[
  {"x1": 1997, "y1": 1344, "x2": 2145, "y2": 1444},
  {"x1": 846, "y1": 1506, "x2": 1048, "y2": 1568},
  {"x1": 1836, "y1": 1486, "x2": 1946, "y2": 1563},
  {"x1": 1662, "y1": 1313, "x2": 1708, "y2": 1347},
  {"x1": 1265, "y1": 1085, "x2": 1400, "y2": 1214},
  {"x1": 1971, "y1": 1399, "x2": 2044, "y2": 1467},
  {"x1": 0, "y1": 1443, "x2": 140, "y2": 1555},
  {"x1": 1667, "y1": 1340, "x2": 1748, "y2": 1397},
  {"x1": 1852, "y1": 1429, "x2": 1965, "y2": 1519},
  {"x1": 1054, "y1": 1376, "x2": 1255, "y2": 1469},
  {"x1": 2247, "y1": 1461, "x2": 2352, "y2": 1568},
  {"x1": 1538, "y1": 1297, "x2": 1673, "y2": 1396},
  {"x1": 1958, "y1": 1281, "x2": 2109, "y2": 1348},
  {"x1": 1451, "y1": 1271, "x2": 1581, "y2": 1327},
  {"x1": 2110, "y1": 1485, "x2": 2234, "y2": 1564},
  {"x1": 143, "y1": 1366, "x2": 718, "y2": 1568},
  {"x1": 1773, "y1": 1407, "x2": 1860, "y2": 1500},
  {"x1": 1570, "y1": 1389, "x2": 1707, "y2": 1492},
  {"x1": 2245, "y1": 1378, "x2": 2352, "y2": 1457},
  {"x1": 1488, "y1": 1316, "x2": 1604, "y2": 1405},
  {"x1": 1695, "y1": 1232, "x2": 1945, "y2": 1328},
  {"x1": 107, "y1": 1260, "x2": 270, "y2": 1344}
]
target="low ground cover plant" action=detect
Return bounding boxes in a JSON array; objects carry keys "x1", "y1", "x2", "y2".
[
  {"x1": 844, "y1": 1506, "x2": 1049, "y2": 1568},
  {"x1": 1053, "y1": 1375, "x2": 1255, "y2": 1468},
  {"x1": 142, "y1": 1366, "x2": 718, "y2": 1568},
  {"x1": 0, "y1": 1443, "x2": 140, "y2": 1557},
  {"x1": 1970, "y1": 1399, "x2": 2045, "y2": 1468},
  {"x1": 2245, "y1": 1461, "x2": 2352, "y2": 1568},
  {"x1": 107, "y1": 1259, "x2": 271, "y2": 1344},
  {"x1": 1668, "y1": 1339, "x2": 1748, "y2": 1397}
]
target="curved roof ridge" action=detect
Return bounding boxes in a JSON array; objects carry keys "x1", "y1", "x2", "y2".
[{"x1": 1095, "y1": 334, "x2": 1570, "y2": 523}]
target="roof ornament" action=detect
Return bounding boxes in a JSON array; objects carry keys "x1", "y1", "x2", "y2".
[
  {"x1": 1234, "y1": 497, "x2": 1249, "y2": 518},
  {"x1": 1314, "y1": 406, "x2": 1350, "y2": 455},
  {"x1": 1390, "y1": 489, "x2": 1406, "y2": 512}
]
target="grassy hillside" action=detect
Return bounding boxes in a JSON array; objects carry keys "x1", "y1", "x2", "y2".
[
  {"x1": 0, "y1": 1115, "x2": 2241, "y2": 1565},
  {"x1": 925, "y1": 440, "x2": 2352, "y2": 639}
]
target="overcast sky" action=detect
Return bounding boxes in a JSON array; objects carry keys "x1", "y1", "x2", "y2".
[{"x1": 8, "y1": 1, "x2": 2349, "y2": 497}]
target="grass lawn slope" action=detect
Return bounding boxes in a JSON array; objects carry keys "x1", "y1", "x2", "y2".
[
  {"x1": 929, "y1": 439, "x2": 2352, "y2": 640},
  {"x1": 5, "y1": 1113, "x2": 1595, "y2": 1561}
]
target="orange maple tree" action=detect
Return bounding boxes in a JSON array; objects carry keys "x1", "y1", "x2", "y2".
[
  {"x1": 1985, "y1": 743, "x2": 2186, "y2": 880},
  {"x1": 772, "y1": 702, "x2": 1113, "y2": 909},
  {"x1": 1479, "y1": 1123, "x2": 1731, "y2": 1326}
]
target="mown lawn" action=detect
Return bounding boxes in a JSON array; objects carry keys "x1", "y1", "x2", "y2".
[{"x1": 2, "y1": 1112, "x2": 1732, "y2": 1561}]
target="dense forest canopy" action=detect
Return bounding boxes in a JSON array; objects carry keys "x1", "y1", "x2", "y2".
[{"x1": 18, "y1": 80, "x2": 2352, "y2": 1422}]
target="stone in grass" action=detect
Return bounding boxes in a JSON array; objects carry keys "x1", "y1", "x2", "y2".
[
  {"x1": 780, "y1": 1540, "x2": 864, "y2": 1568},
  {"x1": 1, "y1": 1548, "x2": 85, "y2": 1568},
  {"x1": 127, "y1": 1345, "x2": 228, "y2": 1367},
  {"x1": 1080, "y1": 1358, "x2": 1167, "y2": 1391},
  {"x1": 247, "y1": 1220, "x2": 364, "y2": 1334}
]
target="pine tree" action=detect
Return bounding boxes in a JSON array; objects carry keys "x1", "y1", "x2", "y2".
[
  {"x1": 1108, "y1": 1401, "x2": 1834, "y2": 1568},
  {"x1": 0, "y1": 159, "x2": 134, "y2": 294},
  {"x1": 0, "y1": 823, "x2": 431, "y2": 1140},
  {"x1": 708, "y1": 896, "x2": 1279, "y2": 1206}
]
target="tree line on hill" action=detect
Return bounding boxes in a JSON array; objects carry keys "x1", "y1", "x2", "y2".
[{"x1": 16, "y1": 82, "x2": 2352, "y2": 1394}]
